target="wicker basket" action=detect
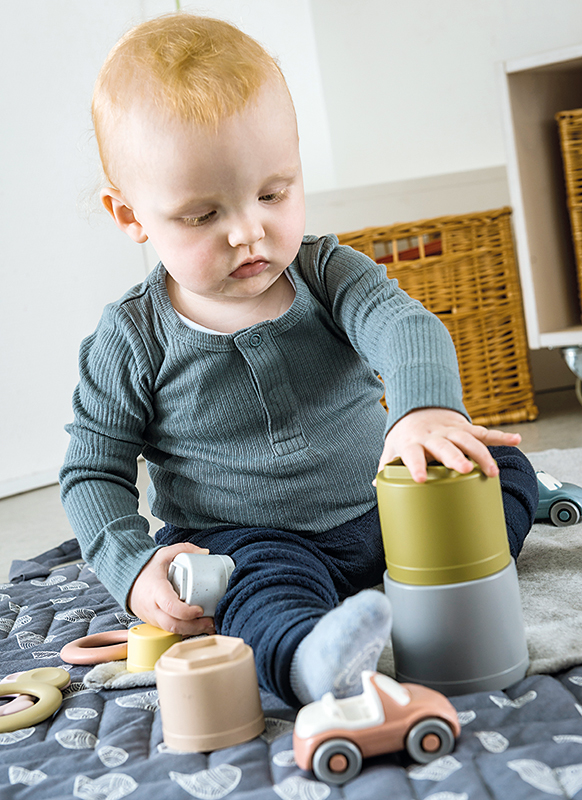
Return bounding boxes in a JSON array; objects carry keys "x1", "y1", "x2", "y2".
[
  {"x1": 556, "y1": 108, "x2": 582, "y2": 316},
  {"x1": 337, "y1": 207, "x2": 538, "y2": 427}
]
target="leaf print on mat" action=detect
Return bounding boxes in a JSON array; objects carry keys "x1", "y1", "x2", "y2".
[
  {"x1": 510, "y1": 759, "x2": 582, "y2": 798},
  {"x1": 55, "y1": 609, "x2": 96, "y2": 623},
  {"x1": 12, "y1": 615, "x2": 33, "y2": 630},
  {"x1": 116, "y1": 612, "x2": 139, "y2": 627},
  {"x1": 408, "y1": 756, "x2": 463, "y2": 781},
  {"x1": 508, "y1": 759, "x2": 563, "y2": 796},
  {"x1": 555, "y1": 735, "x2": 582, "y2": 745},
  {"x1": 98, "y1": 746, "x2": 129, "y2": 768},
  {"x1": 115, "y1": 691, "x2": 158, "y2": 713},
  {"x1": 457, "y1": 710, "x2": 476, "y2": 726},
  {"x1": 473, "y1": 730, "x2": 509, "y2": 753},
  {"x1": 272, "y1": 750, "x2": 297, "y2": 767},
  {"x1": 73, "y1": 773, "x2": 138, "y2": 800},
  {"x1": 31, "y1": 575, "x2": 67, "y2": 586},
  {"x1": 261, "y1": 717, "x2": 294, "y2": 743},
  {"x1": 59, "y1": 581, "x2": 90, "y2": 592},
  {"x1": 273, "y1": 776, "x2": 331, "y2": 800},
  {"x1": 169, "y1": 765, "x2": 242, "y2": 798},
  {"x1": 65, "y1": 708, "x2": 98, "y2": 720},
  {"x1": 0, "y1": 729, "x2": 35, "y2": 745},
  {"x1": 8, "y1": 766, "x2": 47, "y2": 786},
  {"x1": 62, "y1": 682, "x2": 97, "y2": 699},
  {"x1": 16, "y1": 631, "x2": 45, "y2": 649},
  {"x1": 55, "y1": 729, "x2": 99, "y2": 750},
  {"x1": 489, "y1": 690, "x2": 537, "y2": 709},
  {"x1": 425, "y1": 794, "x2": 469, "y2": 800},
  {"x1": 556, "y1": 765, "x2": 582, "y2": 798}
]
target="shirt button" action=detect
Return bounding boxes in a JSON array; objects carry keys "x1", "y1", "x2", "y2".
[{"x1": 250, "y1": 333, "x2": 262, "y2": 347}]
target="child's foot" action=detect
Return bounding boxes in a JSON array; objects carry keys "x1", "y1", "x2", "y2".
[{"x1": 289, "y1": 590, "x2": 392, "y2": 705}]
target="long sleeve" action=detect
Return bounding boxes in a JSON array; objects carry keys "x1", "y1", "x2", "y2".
[
  {"x1": 60, "y1": 302, "x2": 160, "y2": 609},
  {"x1": 296, "y1": 235, "x2": 467, "y2": 432}
]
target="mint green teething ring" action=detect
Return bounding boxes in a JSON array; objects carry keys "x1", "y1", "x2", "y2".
[{"x1": 0, "y1": 667, "x2": 70, "y2": 733}]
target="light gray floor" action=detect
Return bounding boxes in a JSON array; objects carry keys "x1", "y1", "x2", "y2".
[{"x1": 0, "y1": 388, "x2": 580, "y2": 584}]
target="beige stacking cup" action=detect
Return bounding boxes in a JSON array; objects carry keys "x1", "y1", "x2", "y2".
[{"x1": 155, "y1": 635, "x2": 264, "y2": 752}]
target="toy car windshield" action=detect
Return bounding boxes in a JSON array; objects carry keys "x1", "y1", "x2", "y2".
[{"x1": 537, "y1": 471, "x2": 562, "y2": 491}]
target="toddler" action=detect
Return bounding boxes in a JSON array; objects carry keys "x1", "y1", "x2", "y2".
[{"x1": 61, "y1": 14, "x2": 538, "y2": 706}]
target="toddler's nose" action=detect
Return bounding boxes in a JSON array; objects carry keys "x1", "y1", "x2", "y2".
[{"x1": 227, "y1": 213, "x2": 265, "y2": 248}]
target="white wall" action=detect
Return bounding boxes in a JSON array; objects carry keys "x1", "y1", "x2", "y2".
[
  {"x1": 1, "y1": 0, "x2": 581, "y2": 497},
  {"x1": 0, "y1": 1, "x2": 148, "y2": 496},
  {"x1": 310, "y1": 0, "x2": 582, "y2": 188}
]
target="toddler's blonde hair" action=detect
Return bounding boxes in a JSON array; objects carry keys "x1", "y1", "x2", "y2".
[{"x1": 93, "y1": 14, "x2": 289, "y2": 187}]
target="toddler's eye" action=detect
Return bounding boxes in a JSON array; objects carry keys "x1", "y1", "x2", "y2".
[
  {"x1": 183, "y1": 211, "x2": 216, "y2": 227},
  {"x1": 260, "y1": 189, "x2": 286, "y2": 204}
]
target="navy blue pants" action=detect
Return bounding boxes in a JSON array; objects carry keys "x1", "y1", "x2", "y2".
[{"x1": 155, "y1": 446, "x2": 538, "y2": 706}]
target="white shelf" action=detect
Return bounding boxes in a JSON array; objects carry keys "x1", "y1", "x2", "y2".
[{"x1": 500, "y1": 45, "x2": 582, "y2": 350}]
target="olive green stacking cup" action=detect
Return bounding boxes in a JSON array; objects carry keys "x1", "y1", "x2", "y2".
[
  {"x1": 376, "y1": 460, "x2": 510, "y2": 586},
  {"x1": 377, "y1": 459, "x2": 529, "y2": 694}
]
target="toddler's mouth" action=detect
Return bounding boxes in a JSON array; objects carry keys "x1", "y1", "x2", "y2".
[{"x1": 230, "y1": 258, "x2": 269, "y2": 279}]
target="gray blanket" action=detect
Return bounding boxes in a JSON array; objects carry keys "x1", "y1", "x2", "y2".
[
  {"x1": 518, "y1": 448, "x2": 582, "y2": 675},
  {"x1": 1, "y1": 447, "x2": 582, "y2": 799}
]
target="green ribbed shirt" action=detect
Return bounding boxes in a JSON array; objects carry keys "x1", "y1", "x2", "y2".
[{"x1": 60, "y1": 234, "x2": 465, "y2": 607}]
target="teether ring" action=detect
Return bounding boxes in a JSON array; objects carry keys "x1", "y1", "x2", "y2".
[
  {"x1": 60, "y1": 629, "x2": 129, "y2": 665},
  {"x1": 0, "y1": 672, "x2": 36, "y2": 716},
  {"x1": 0, "y1": 667, "x2": 70, "y2": 733}
]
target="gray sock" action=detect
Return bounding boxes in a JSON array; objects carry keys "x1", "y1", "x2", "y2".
[{"x1": 289, "y1": 590, "x2": 392, "y2": 706}]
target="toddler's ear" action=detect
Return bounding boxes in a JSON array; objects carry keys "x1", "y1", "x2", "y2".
[{"x1": 100, "y1": 187, "x2": 148, "y2": 244}]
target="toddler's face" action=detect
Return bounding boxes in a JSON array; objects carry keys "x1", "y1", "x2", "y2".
[{"x1": 105, "y1": 80, "x2": 305, "y2": 320}]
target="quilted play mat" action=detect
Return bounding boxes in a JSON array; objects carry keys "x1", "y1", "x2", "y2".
[{"x1": 1, "y1": 447, "x2": 582, "y2": 799}]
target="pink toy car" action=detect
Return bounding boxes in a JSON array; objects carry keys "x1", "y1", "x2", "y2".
[{"x1": 293, "y1": 670, "x2": 461, "y2": 784}]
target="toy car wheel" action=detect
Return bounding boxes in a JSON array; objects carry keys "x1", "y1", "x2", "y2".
[
  {"x1": 549, "y1": 500, "x2": 581, "y2": 527},
  {"x1": 311, "y1": 738, "x2": 363, "y2": 784},
  {"x1": 405, "y1": 717, "x2": 456, "y2": 763}
]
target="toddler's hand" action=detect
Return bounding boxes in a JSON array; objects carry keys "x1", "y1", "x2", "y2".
[
  {"x1": 376, "y1": 407, "x2": 521, "y2": 484},
  {"x1": 128, "y1": 542, "x2": 217, "y2": 636}
]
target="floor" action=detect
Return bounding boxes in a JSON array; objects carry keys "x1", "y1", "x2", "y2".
[{"x1": 0, "y1": 387, "x2": 580, "y2": 584}]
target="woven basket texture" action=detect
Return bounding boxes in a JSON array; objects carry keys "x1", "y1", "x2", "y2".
[
  {"x1": 337, "y1": 207, "x2": 538, "y2": 426},
  {"x1": 556, "y1": 108, "x2": 582, "y2": 316}
]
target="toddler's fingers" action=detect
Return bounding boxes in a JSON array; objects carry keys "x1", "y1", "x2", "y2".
[
  {"x1": 397, "y1": 444, "x2": 430, "y2": 483},
  {"x1": 159, "y1": 580, "x2": 209, "y2": 619},
  {"x1": 154, "y1": 587, "x2": 216, "y2": 636},
  {"x1": 466, "y1": 423, "x2": 521, "y2": 445},
  {"x1": 436, "y1": 430, "x2": 499, "y2": 477},
  {"x1": 445, "y1": 425, "x2": 522, "y2": 476},
  {"x1": 158, "y1": 542, "x2": 210, "y2": 567},
  {"x1": 153, "y1": 611, "x2": 215, "y2": 637},
  {"x1": 416, "y1": 436, "x2": 475, "y2": 478},
  {"x1": 483, "y1": 429, "x2": 522, "y2": 447}
]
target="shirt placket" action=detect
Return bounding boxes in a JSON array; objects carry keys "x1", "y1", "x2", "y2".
[{"x1": 234, "y1": 328, "x2": 307, "y2": 456}]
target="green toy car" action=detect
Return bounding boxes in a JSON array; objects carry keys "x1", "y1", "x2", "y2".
[{"x1": 535, "y1": 470, "x2": 582, "y2": 526}]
